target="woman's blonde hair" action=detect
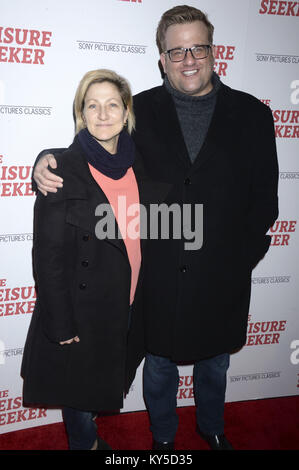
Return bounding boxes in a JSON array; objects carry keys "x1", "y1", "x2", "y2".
[{"x1": 74, "y1": 69, "x2": 135, "y2": 134}]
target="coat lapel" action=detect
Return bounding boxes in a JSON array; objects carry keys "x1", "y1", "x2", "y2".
[
  {"x1": 152, "y1": 87, "x2": 191, "y2": 169},
  {"x1": 60, "y1": 140, "x2": 171, "y2": 261},
  {"x1": 192, "y1": 84, "x2": 236, "y2": 171},
  {"x1": 62, "y1": 141, "x2": 129, "y2": 259}
]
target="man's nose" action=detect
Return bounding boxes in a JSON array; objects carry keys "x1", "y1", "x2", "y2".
[{"x1": 183, "y1": 49, "x2": 196, "y2": 64}]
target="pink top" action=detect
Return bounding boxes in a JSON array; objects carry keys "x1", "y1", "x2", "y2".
[{"x1": 88, "y1": 164, "x2": 141, "y2": 305}]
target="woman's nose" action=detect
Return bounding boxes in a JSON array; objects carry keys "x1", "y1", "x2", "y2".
[{"x1": 97, "y1": 106, "x2": 108, "y2": 120}]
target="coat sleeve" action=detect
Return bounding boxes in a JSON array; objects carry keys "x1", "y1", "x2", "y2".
[
  {"x1": 247, "y1": 103, "x2": 279, "y2": 267},
  {"x1": 33, "y1": 191, "x2": 78, "y2": 343}
]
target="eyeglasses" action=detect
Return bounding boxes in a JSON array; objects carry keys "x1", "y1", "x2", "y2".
[{"x1": 164, "y1": 45, "x2": 212, "y2": 62}]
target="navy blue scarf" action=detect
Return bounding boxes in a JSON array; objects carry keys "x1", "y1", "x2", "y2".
[{"x1": 77, "y1": 127, "x2": 135, "y2": 180}]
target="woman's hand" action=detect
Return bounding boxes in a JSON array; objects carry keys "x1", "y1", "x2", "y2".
[{"x1": 59, "y1": 336, "x2": 80, "y2": 345}]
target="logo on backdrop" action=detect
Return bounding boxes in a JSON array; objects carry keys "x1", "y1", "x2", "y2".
[
  {"x1": 230, "y1": 371, "x2": 281, "y2": 384},
  {"x1": 0, "y1": 105, "x2": 51, "y2": 116},
  {"x1": 77, "y1": 40, "x2": 147, "y2": 55},
  {"x1": 0, "y1": 27, "x2": 52, "y2": 65},
  {"x1": 177, "y1": 375, "x2": 194, "y2": 401},
  {"x1": 251, "y1": 275, "x2": 291, "y2": 285},
  {"x1": 259, "y1": 1, "x2": 299, "y2": 16},
  {"x1": 0, "y1": 389, "x2": 47, "y2": 426},
  {"x1": 0, "y1": 278, "x2": 36, "y2": 317},
  {"x1": 0, "y1": 341, "x2": 23, "y2": 366},
  {"x1": 246, "y1": 314, "x2": 287, "y2": 346},
  {"x1": 269, "y1": 220, "x2": 297, "y2": 246},
  {"x1": 0, "y1": 233, "x2": 33, "y2": 243},
  {"x1": 260, "y1": 99, "x2": 299, "y2": 138},
  {"x1": 273, "y1": 109, "x2": 299, "y2": 138},
  {"x1": 0, "y1": 154, "x2": 34, "y2": 197},
  {"x1": 213, "y1": 45, "x2": 236, "y2": 77},
  {"x1": 256, "y1": 52, "x2": 299, "y2": 64},
  {"x1": 280, "y1": 172, "x2": 299, "y2": 180}
]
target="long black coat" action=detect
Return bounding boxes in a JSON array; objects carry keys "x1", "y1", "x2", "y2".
[
  {"x1": 132, "y1": 83, "x2": 279, "y2": 361},
  {"x1": 21, "y1": 138, "x2": 168, "y2": 411}
]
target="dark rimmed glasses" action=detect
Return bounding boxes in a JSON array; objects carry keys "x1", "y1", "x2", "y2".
[{"x1": 164, "y1": 45, "x2": 212, "y2": 62}]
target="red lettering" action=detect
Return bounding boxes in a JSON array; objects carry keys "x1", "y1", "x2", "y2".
[
  {"x1": 290, "y1": 111, "x2": 299, "y2": 123},
  {"x1": 2, "y1": 27, "x2": 14, "y2": 43},
  {"x1": 33, "y1": 49, "x2": 45, "y2": 65},
  {"x1": 277, "y1": 1, "x2": 288, "y2": 14},
  {"x1": 264, "y1": 334, "x2": 272, "y2": 344},
  {"x1": 259, "y1": 0, "x2": 269, "y2": 13},
  {"x1": 259, "y1": 0, "x2": 299, "y2": 15},
  {"x1": 271, "y1": 333, "x2": 280, "y2": 344},
  {"x1": 269, "y1": 0, "x2": 279, "y2": 14},
  {"x1": 275, "y1": 125, "x2": 284, "y2": 137},
  {"x1": 289, "y1": 221, "x2": 297, "y2": 231},
  {"x1": 16, "y1": 409, "x2": 27, "y2": 422},
  {"x1": 41, "y1": 31, "x2": 52, "y2": 47},
  {"x1": 286, "y1": 1, "x2": 298, "y2": 15},
  {"x1": 28, "y1": 30, "x2": 40, "y2": 46},
  {"x1": 271, "y1": 234, "x2": 281, "y2": 245},
  {"x1": 9, "y1": 47, "x2": 21, "y2": 63},
  {"x1": 15, "y1": 28, "x2": 28, "y2": 45},
  {"x1": 281, "y1": 234, "x2": 290, "y2": 245}
]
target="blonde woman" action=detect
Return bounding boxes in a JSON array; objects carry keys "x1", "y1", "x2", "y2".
[{"x1": 21, "y1": 70, "x2": 164, "y2": 450}]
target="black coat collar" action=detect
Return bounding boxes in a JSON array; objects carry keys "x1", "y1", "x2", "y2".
[{"x1": 48, "y1": 137, "x2": 170, "y2": 258}]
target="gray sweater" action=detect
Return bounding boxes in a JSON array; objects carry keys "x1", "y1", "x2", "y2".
[{"x1": 164, "y1": 72, "x2": 222, "y2": 163}]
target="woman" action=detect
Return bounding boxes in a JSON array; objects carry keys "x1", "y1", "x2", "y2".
[{"x1": 21, "y1": 69, "x2": 161, "y2": 450}]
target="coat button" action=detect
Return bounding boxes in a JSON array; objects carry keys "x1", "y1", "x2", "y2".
[
  {"x1": 79, "y1": 283, "x2": 87, "y2": 289},
  {"x1": 82, "y1": 234, "x2": 90, "y2": 242},
  {"x1": 81, "y1": 260, "x2": 89, "y2": 267},
  {"x1": 180, "y1": 265, "x2": 187, "y2": 273},
  {"x1": 184, "y1": 178, "x2": 191, "y2": 185}
]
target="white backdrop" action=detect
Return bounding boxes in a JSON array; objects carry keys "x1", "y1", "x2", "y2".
[{"x1": 0, "y1": 0, "x2": 298, "y2": 434}]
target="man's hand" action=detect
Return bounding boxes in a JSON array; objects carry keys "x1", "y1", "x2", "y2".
[{"x1": 34, "y1": 153, "x2": 63, "y2": 195}]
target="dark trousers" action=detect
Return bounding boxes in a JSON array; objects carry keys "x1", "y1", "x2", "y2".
[
  {"x1": 143, "y1": 352, "x2": 230, "y2": 443},
  {"x1": 62, "y1": 407, "x2": 98, "y2": 450}
]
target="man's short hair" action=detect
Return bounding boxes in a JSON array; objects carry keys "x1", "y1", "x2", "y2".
[{"x1": 156, "y1": 4, "x2": 214, "y2": 54}]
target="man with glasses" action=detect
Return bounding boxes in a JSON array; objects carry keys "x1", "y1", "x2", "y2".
[{"x1": 33, "y1": 5, "x2": 278, "y2": 451}]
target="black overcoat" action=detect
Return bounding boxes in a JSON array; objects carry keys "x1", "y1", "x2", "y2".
[
  {"x1": 21, "y1": 138, "x2": 168, "y2": 411},
  {"x1": 132, "y1": 82, "x2": 279, "y2": 361}
]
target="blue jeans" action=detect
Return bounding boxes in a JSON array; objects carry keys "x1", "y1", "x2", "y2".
[
  {"x1": 143, "y1": 352, "x2": 230, "y2": 443},
  {"x1": 62, "y1": 407, "x2": 98, "y2": 450}
]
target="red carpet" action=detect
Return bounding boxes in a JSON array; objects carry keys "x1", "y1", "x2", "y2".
[{"x1": 0, "y1": 396, "x2": 298, "y2": 451}]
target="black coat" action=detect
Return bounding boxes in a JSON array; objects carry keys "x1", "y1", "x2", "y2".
[
  {"x1": 21, "y1": 138, "x2": 168, "y2": 411},
  {"x1": 132, "y1": 83, "x2": 279, "y2": 361}
]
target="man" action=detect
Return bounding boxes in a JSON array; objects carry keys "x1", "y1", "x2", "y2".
[{"x1": 33, "y1": 5, "x2": 279, "y2": 450}]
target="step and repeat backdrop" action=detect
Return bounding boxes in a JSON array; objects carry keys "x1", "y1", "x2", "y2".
[{"x1": 0, "y1": 0, "x2": 298, "y2": 434}]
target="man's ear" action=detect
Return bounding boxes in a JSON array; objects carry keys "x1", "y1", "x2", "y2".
[
  {"x1": 160, "y1": 53, "x2": 167, "y2": 74},
  {"x1": 211, "y1": 44, "x2": 216, "y2": 60}
]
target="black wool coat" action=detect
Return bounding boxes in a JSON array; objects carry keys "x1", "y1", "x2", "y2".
[
  {"x1": 132, "y1": 82, "x2": 279, "y2": 362},
  {"x1": 21, "y1": 138, "x2": 168, "y2": 411}
]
